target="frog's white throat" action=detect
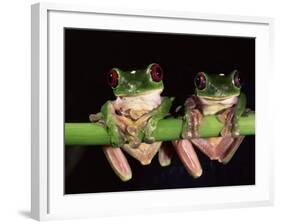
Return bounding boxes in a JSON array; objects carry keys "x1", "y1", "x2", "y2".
[
  {"x1": 114, "y1": 90, "x2": 163, "y2": 112},
  {"x1": 198, "y1": 96, "x2": 238, "y2": 115}
]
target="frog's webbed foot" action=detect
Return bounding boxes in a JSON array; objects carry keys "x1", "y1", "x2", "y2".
[
  {"x1": 158, "y1": 142, "x2": 174, "y2": 167},
  {"x1": 122, "y1": 142, "x2": 162, "y2": 165},
  {"x1": 103, "y1": 146, "x2": 132, "y2": 181},
  {"x1": 90, "y1": 113, "x2": 124, "y2": 147},
  {"x1": 220, "y1": 136, "x2": 245, "y2": 164},
  {"x1": 218, "y1": 107, "x2": 237, "y2": 137},
  {"x1": 191, "y1": 136, "x2": 244, "y2": 164},
  {"x1": 125, "y1": 126, "x2": 141, "y2": 148},
  {"x1": 218, "y1": 107, "x2": 251, "y2": 137},
  {"x1": 122, "y1": 112, "x2": 153, "y2": 146},
  {"x1": 89, "y1": 113, "x2": 106, "y2": 127},
  {"x1": 182, "y1": 109, "x2": 203, "y2": 139},
  {"x1": 142, "y1": 97, "x2": 174, "y2": 144},
  {"x1": 143, "y1": 118, "x2": 158, "y2": 143},
  {"x1": 172, "y1": 140, "x2": 202, "y2": 178}
]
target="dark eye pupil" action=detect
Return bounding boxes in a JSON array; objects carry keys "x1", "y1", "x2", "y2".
[
  {"x1": 107, "y1": 70, "x2": 118, "y2": 88},
  {"x1": 195, "y1": 73, "x2": 206, "y2": 90},
  {"x1": 155, "y1": 67, "x2": 161, "y2": 78},
  {"x1": 150, "y1": 64, "x2": 163, "y2": 82}
]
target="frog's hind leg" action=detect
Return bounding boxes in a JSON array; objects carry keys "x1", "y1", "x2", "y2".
[
  {"x1": 220, "y1": 136, "x2": 245, "y2": 164},
  {"x1": 191, "y1": 137, "x2": 233, "y2": 161},
  {"x1": 103, "y1": 146, "x2": 132, "y2": 181},
  {"x1": 190, "y1": 136, "x2": 244, "y2": 164},
  {"x1": 122, "y1": 142, "x2": 162, "y2": 165},
  {"x1": 172, "y1": 140, "x2": 202, "y2": 178},
  {"x1": 158, "y1": 142, "x2": 174, "y2": 167}
]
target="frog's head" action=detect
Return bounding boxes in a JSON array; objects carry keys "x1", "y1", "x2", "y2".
[
  {"x1": 194, "y1": 70, "x2": 242, "y2": 99},
  {"x1": 107, "y1": 63, "x2": 164, "y2": 97}
]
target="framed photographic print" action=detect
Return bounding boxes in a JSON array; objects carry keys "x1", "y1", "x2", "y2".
[{"x1": 31, "y1": 2, "x2": 274, "y2": 221}]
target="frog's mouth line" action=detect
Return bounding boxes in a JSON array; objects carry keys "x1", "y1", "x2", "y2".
[
  {"x1": 198, "y1": 94, "x2": 239, "y2": 101},
  {"x1": 198, "y1": 95, "x2": 238, "y2": 105},
  {"x1": 117, "y1": 89, "x2": 163, "y2": 98}
]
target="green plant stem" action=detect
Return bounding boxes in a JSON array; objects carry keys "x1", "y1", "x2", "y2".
[{"x1": 65, "y1": 112, "x2": 255, "y2": 145}]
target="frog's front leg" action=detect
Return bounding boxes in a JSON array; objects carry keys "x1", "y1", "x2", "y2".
[
  {"x1": 233, "y1": 92, "x2": 247, "y2": 136},
  {"x1": 181, "y1": 96, "x2": 203, "y2": 139},
  {"x1": 100, "y1": 101, "x2": 126, "y2": 147},
  {"x1": 220, "y1": 93, "x2": 246, "y2": 137},
  {"x1": 143, "y1": 97, "x2": 174, "y2": 143}
]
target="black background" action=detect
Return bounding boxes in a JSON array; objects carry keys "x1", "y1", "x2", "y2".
[{"x1": 64, "y1": 28, "x2": 255, "y2": 194}]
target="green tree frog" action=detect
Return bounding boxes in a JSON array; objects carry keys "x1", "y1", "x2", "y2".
[
  {"x1": 90, "y1": 63, "x2": 174, "y2": 181},
  {"x1": 173, "y1": 70, "x2": 246, "y2": 178}
]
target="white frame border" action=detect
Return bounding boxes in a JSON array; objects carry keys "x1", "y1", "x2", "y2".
[{"x1": 31, "y1": 2, "x2": 274, "y2": 221}]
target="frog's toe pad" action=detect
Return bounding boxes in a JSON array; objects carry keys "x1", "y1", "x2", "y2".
[
  {"x1": 158, "y1": 143, "x2": 174, "y2": 167},
  {"x1": 191, "y1": 136, "x2": 244, "y2": 164},
  {"x1": 172, "y1": 140, "x2": 203, "y2": 178}
]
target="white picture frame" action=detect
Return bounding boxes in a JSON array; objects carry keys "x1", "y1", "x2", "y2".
[{"x1": 31, "y1": 2, "x2": 274, "y2": 221}]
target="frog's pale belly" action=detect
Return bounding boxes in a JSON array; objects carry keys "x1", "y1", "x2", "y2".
[
  {"x1": 114, "y1": 90, "x2": 162, "y2": 112},
  {"x1": 113, "y1": 90, "x2": 162, "y2": 119},
  {"x1": 201, "y1": 104, "x2": 233, "y2": 115},
  {"x1": 198, "y1": 96, "x2": 238, "y2": 115},
  {"x1": 110, "y1": 90, "x2": 164, "y2": 165}
]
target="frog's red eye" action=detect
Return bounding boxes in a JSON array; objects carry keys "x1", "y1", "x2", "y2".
[
  {"x1": 195, "y1": 72, "x2": 207, "y2": 90},
  {"x1": 233, "y1": 70, "x2": 243, "y2": 88},
  {"x1": 107, "y1": 69, "x2": 119, "y2": 88},
  {"x1": 150, "y1": 64, "x2": 163, "y2": 82}
]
